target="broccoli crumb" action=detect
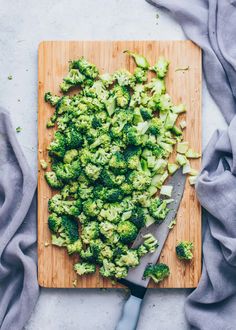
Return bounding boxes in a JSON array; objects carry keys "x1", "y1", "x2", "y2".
[
  {"x1": 44, "y1": 242, "x2": 50, "y2": 247},
  {"x1": 168, "y1": 219, "x2": 177, "y2": 229},
  {"x1": 8, "y1": 75, "x2": 13, "y2": 80},
  {"x1": 16, "y1": 127, "x2": 22, "y2": 133},
  {"x1": 175, "y1": 66, "x2": 189, "y2": 72},
  {"x1": 40, "y1": 159, "x2": 48, "y2": 170}
]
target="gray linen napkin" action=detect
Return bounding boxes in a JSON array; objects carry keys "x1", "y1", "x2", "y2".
[
  {"x1": 0, "y1": 108, "x2": 39, "y2": 330},
  {"x1": 146, "y1": 0, "x2": 236, "y2": 329}
]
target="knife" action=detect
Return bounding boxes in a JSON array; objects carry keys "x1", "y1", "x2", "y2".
[{"x1": 116, "y1": 168, "x2": 187, "y2": 330}]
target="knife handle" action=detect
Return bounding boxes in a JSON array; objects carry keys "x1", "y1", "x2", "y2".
[{"x1": 116, "y1": 294, "x2": 143, "y2": 330}]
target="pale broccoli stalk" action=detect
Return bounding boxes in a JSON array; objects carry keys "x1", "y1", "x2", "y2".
[{"x1": 124, "y1": 50, "x2": 150, "y2": 69}]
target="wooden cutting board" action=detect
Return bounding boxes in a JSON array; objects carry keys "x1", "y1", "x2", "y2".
[{"x1": 38, "y1": 41, "x2": 202, "y2": 288}]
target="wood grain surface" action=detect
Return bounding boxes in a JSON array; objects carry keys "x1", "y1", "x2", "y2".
[{"x1": 38, "y1": 41, "x2": 202, "y2": 288}]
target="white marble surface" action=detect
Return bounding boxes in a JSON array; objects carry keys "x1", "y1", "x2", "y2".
[{"x1": 0, "y1": 0, "x2": 227, "y2": 329}]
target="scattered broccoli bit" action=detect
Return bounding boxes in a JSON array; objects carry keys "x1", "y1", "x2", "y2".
[
  {"x1": 168, "y1": 219, "x2": 176, "y2": 229},
  {"x1": 44, "y1": 52, "x2": 200, "y2": 281},
  {"x1": 8, "y1": 75, "x2": 13, "y2": 80},
  {"x1": 40, "y1": 159, "x2": 48, "y2": 170},
  {"x1": 176, "y1": 241, "x2": 193, "y2": 260},
  {"x1": 16, "y1": 126, "x2": 22, "y2": 133},
  {"x1": 143, "y1": 263, "x2": 170, "y2": 284}
]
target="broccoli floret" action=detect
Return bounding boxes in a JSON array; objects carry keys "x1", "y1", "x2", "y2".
[
  {"x1": 109, "y1": 152, "x2": 126, "y2": 173},
  {"x1": 99, "y1": 221, "x2": 118, "y2": 243},
  {"x1": 64, "y1": 126, "x2": 83, "y2": 149},
  {"x1": 113, "y1": 69, "x2": 134, "y2": 86},
  {"x1": 101, "y1": 169, "x2": 125, "y2": 188},
  {"x1": 48, "y1": 132, "x2": 66, "y2": 158},
  {"x1": 83, "y1": 199, "x2": 100, "y2": 217},
  {"x1": 84, "y1": 163, "x2": 101, "y2": 181},
  {"x1": 115, "y1": 249, "x2": 139, "y2": 268},
  {"x1": 78, "y1": 185, "x2": 93, "y2": 200},
  {"x1": 74, "y1": 262, "x2": 96, "y2": 276},
  {"x1": 60, "y1": 69, "x2": 85, "y2": 92},
  {"x1": 148, "y1": 117, "x2": 162, "y2": 136},
  {"x1": 53, "y1": 160, "x2": 81, "y2": 182},
  {"x1": 132, "y1": 191, "x2": 150, "y2": 208},
  {"x1": 60, "y1": 215, "x2": 79, "y2": 243},
  {"x1": 89, "y1": 134, "x2": 111, "y2": 150},
  {"x1": 117, "y1": 220, "x2": 138, "y2": 244},
  {"x1": 176, "y1": 241, "x2": 193, "y2": 260},
  {"x1": 149, "y1": 198, "x2": 169, "y2": 222},
  {"x1": 114, "y1": 266, "x2": 128, "y2": 279},
  {"x1": 140, "y1": 107, "x2": 153, "y2": 120},
  {"x1": 44, "y1": 92, "x2": 60, "y2": 106},
  {"x1": 67, "y1": 239, "x2": 83, "y2": 255},
  {"x1": 120, "y1": 182, "x2": 133, "y2": 195},
  {"x1": 70, "y1": 57, "x2": 99, "y2": 79},
  {"x1": 48, "y1": 194, "x2": 82, "y2": 217},
  {"x1": 48, "y1": 213, "x2": 62, "y2": 233},
  {"x1": 81, "y1": 221, "x2": 99, "y2": 244},
  {"x1": 45, "y1": 171, "x2": 64, "y2": 189},
  {"x1": 99, "y1": 203, "x2": 122, "y2": 223},
  {"x1": 97, "y1": 244, "x2": 113, "y2": 264},
  {"x1": 92, "y1": 148, "x2": 111, "y2": 166},
  {"x1": 99, "y1": 259, "x2": 116, "y2": 278},
  {"x1": 151, "y1": 57, "x2": 169, "y2": 78},
  {"x1": 113, "y1": 85, "x2": 130, "y2": 108},
  {"x1": 129, "y1": 170, "x2": 151, "y2": 191},
  {"x1": 143, "y1": 263, "x2": 170, "y2": 283},
  {"x1": 134, "y1": 67, "x2": 147, "y2": 83},
  {"x1": 63, "y1": 149, "x2": 78, "y2": 163},
  {"x1": 124, "y1": 50, "x2": 149, "y2": 69},
  {"x1": 103, "y1": 188, "x2": 124, "y2": 203},
  {"x1": 146, "y1": 78, "x2": 166, "y2": 95},
  {"x1": 129, "y1": 207, "x2": 146, "y2": 229}
]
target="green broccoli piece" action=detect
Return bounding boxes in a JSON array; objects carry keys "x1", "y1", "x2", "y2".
[
  {"x1": 101, "y1": 169, "x2": 125, "y2": 188},
  {"x1": 129, "y1": 170, "x2": 151, "y2": 191},
  {"x1": 148, "y1": 117, "x2": 162, "y2": 136},
  {"x1": 74, "y1": 262, "x2": 96, "y2": 276},
  {"x1": 48, "y1": 194, "x2": 82, "y2": 217},
  {"x1": 45, "y1": 172, "x2": 64, "y2": 189},
  {"x1": 81, "y1": 221, "x2": 99, "y2": 244},
  {"x1": 67, "y1": 239, "x2": 83, "y2": 255},
  {"x1": 149, "y1": 198, "x2": 169, "y2": 222},
  {"x1": 129, "y1": 207, "x2": 146, "y2": 229},
  {"x1": 64, "y1": 126, "x2": 83, "y2": 149},
  {"x1": 84, "y1": 163, "x2": 101, "y2": 181},
  {"x1": 114, "y1": 266, "x2": 128, "y2": 279},
  {"x1": 113, "y1": 69, "x2": 134, "y2": 86},
  {"x1": 99, "y1": 259, "x2": 116, "y2": 278},
  {"x1": 143, "y1": 263, "x2": 170, "y2": 283},
  {"x1": 99, "y1": 203, "x2": 122, "y2": 223},
  {"x1": 134, "y1": 67, "x2": 147, "y2": 83},
  {"x1": 151, "y1": 57, "x2": 169, "y2": 78},
  {"x1": 99, "y1": 221, "x2": 118, "y2": 243},
  {"x1": 70, "y1": 57, "x2": 99, "y2": 79},
  {"x1": 140, "y1": 107, "x2": 153, "y2": 120},
  {"x1": 48, "y1": 213, "x2": 62, "y2": 233},
  {"x1": 176, "y1": 241, "x2": 193, "y2": 260},
  {"x1": 44, "y1": 92, "x2": 61, "y2": 106},
  {"x1": 83, "y1": 199, "x2": 101, "y2": 217},
  {"x1": 124, "y1": 50, "x2": 149, "y2": 69},
  {"x1": 53, "y1": 160, "x2": 81, "y2": 182},
  {"x1": 113, "y1": 85, "x2": 130, "y2": 108},
  {"x1": 60, "y1": 69, "x2": 85, "y2": 92},
  {"x1": 115, "y1": 249, "x2": 139, "y2": 268},
  {"x1": 48, "y1": 132, "x2": 66, "y2": 158},
  {"x1": 63, "y1": 149, "x2": 78, "y2": 164},
  {"x1": 117, "y1": 220, "x2": 138, "y2": 244}
]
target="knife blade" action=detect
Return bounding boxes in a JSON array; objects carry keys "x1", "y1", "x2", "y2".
[
  {"x1": 122, "y1": 167, "x2": 186, "y2": 288},
  {"x1": 116, "y1": 168, "x2": 187, "y2": 330}
]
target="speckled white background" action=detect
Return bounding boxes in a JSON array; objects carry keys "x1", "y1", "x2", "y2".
[{"x1": 0, "y1": 0, "x2": 226, "y2": 329}]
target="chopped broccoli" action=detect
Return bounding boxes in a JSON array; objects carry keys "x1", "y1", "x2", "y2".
[
  {"x1": 117, "y1": 220, "x2": 138, "y2": 244},
  {"x1": 44, "y1": 52, "x2": 196, "y2": 280},
  {"x1": 176, "y1": 241, "x2": 193, "y2": 260},
  {"x1": 143, "y1": 263, "x2": 170, "y2": 283},
  {"x1": 74, "y1": 262, "x2": 96, "y2": 275}
]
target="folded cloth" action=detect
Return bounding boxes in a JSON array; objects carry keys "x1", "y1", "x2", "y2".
[
  {"x1": 0, "y1": 108, "x2": 39, "y2": 330},
  {"x1": 146, "y1": 1, "x2": 236, "y2": 329}
]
